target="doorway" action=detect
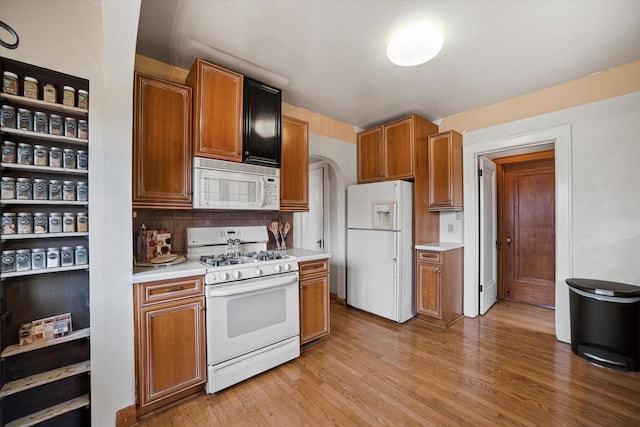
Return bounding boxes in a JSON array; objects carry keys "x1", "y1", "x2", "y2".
[
  {"x1": 494, "y1": 151, "x2": 556, "y2": 308},
  {"x1": 296, "y1": 161, "x2": 328, "y2": 251}
]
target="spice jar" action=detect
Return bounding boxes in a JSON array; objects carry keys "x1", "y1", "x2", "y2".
[
  {"x1": 76, "y1": 212, "x2": 88, "y2": 232},
  {"x1": 43, "y1": 83, "x2": 57, "y2": 103},
  {"x1": 23, "y1": 76, "x2": 38, "y2": 99},
  {"x1": 31, "y1": 248, "x2": 46, "y2": 270},
  {"x1": 63, "y1": 181, "x2": 75, "y2": 201},
  {"x1": 2, "y1": 250, "x2": 16, "y2": 273},
  {"x1": 49, "y1": 213, "x2": 62, "y2": 233},
  {"x1": 17, "y1": 108, "x2": 33, "y2": 131},
  {"x1": 16, "y1": 249, "x2": 31, "y2": 271},
  {"x1": 48, "y1": 179, "x2": 62, "y2": 200},
  {"x1": 49, "y1": 147, "x2": 62, "y2": 168},
  {"x1": 32, "y1": 178, "x2": 48, "y2": 200},
  {"x1": 63, "y1": 212, "x2": 75, "y2": 232},
  {"x1": 2, "y1": 140, "x2": 17, "y2": 163},
  {"x1": 17, "y1": 212, "x2": 33, "y2": 234},
  {"x1": 46, "y1": 247, "x2": 60, "y2": 268},
  {"x1": 16, "y1": 178, "x2": 32, "y2": 199},
  {"x1": 64, "y1": 117, "x2": 77, "y2": 138},
  {"x1": 34, "y1": 112, "x2": 48, "y2": 133},
  {"x1": 77, "y1": 120, "x2": 88, "y2": 140},
  {"x1": 1, "y1": 176, "x2": 16, "y2": 199},
  {"x1": 2, "y1": 212, "x2": 17, "y2": 235},
  {"x1": 33, "y1": 145, "x2": 48, "y2": 166},
  {"x1": 33, "y1": 212, "x2": 48, "y2": 233},
  {"x1": 60, "y1": 246, "x2": 74, "y2": 267},
  {"x1": 3, "y1": 71, "x2": 18, "y2": 95},
  {"x1": 76, "y1": 150, "x2": 87, "y2": 169},
  {"x1": 74, "y1": 245, "x2": 88, "y2": 265},
  {"x1": 76, "y1": 181, "x2": 88, "y2": 201},
  {"x1": 63, "y1": 148, "x2": 75, "y2": 168},
  {"x1": 63, "y1": 86, "x2": 75, "y2": 107},
  {"x1": 17, "y1": 143, "x2": 33, "y2": 165},
  {"x1": 77, "y1": 89, "x2": 89, "y2": 109},
  {"x1": 49, "y1": 114, "x2": 62, "y2": 135},
  {"x1": 1, "y1": 105, "x2": 16, "y2": 128}
]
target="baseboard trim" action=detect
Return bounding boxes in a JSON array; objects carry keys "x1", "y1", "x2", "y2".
[
  {"x1": 116, "y1": 404, "x2": 137, "y2": 427},
  {"x1": 330, "y1": 292, "x2": 346, "y2": 306}
]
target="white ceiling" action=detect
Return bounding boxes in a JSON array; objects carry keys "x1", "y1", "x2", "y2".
[{"x1": 136, "y1": 0, "x2": 640, "y2": 129}]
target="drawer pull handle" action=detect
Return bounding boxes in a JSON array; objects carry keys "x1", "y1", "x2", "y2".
[{"x1": 166, "y1": 286, "x2": 185, "y2": 292}]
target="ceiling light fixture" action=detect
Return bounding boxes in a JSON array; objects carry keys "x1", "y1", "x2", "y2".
[{"x1": 386, "y1": 22, "x2": 444, "y2": 67}]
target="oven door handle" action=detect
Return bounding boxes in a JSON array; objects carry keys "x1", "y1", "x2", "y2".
[{"x1": 207, "y1": 273, "x2": 298, "y2": 297}]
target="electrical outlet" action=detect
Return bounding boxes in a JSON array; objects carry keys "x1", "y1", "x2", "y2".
[
  {"x1": 455, "y1": 211, "x2": 464, "y2": 220},
  {"x1": 448, "y1": 223, "x2": 455, "y2": 233}
]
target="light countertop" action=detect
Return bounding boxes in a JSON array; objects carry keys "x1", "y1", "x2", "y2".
[
  {"x1": 285, "y1": 248, "x2": 331, "y2": 262},
  {"x1": 415, "y1": 242, "x2": 464, "y2": 252},
  {"x1": 132, "y1": 260, "x2": 206, "y2": 284}
]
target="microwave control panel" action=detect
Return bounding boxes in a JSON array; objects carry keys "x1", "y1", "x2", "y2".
[{"x1": 264, "y1": 178, "x2": 280, "y2": 209}]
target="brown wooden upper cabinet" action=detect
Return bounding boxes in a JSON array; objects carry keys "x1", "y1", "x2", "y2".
[
  {"x1": 357, "y1": 114, "x2": 438, "y2": 183},
  {"x1": 428, "y1": 130, "x2": 463, "y2": 211},
  {"x1": 133, "y1": 73, "x2": 192, "y2": 208},
  {"x1": 280, "y1": 116, "x2": 309, "y2": 211},
  {"x1": 186, "y1": 59, "x2": 243, "y2": 162}
]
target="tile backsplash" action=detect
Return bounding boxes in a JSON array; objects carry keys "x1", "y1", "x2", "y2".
[{"x1": 133, "y1": 209, "x2": 294, "y2": 254}]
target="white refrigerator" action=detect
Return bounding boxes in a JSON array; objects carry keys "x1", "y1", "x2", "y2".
[{"x1": 346, "y1": 180, "x2": 415, "y2": 323}]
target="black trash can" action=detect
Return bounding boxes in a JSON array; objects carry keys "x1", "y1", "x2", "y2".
[{"x1": 566, "y1": 278, "x2": 640, "y2": 371}]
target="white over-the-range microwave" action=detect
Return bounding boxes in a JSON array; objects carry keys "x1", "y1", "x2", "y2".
[{"x1": 192, "y1": 157, "x2": 280, "y2": 210}]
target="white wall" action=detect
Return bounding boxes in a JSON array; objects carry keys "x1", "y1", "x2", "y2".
[
  {"x1": 463, "y1": 91, "x2": 640, "y2": 342},
  {"x1": 307, "y1": 133, "x2": 357, "y2": 299},
  {"x1": 0, "y1": 0, "x2": 140, "y2": 424}
]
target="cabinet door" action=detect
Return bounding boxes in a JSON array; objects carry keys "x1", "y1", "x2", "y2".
[
  {"x1": 280, "y1": 116, "x2": 309, "y2": 211},
  {"x1": 187, "y1": 59, "x2": 243, "y2": 161},
  {"x1": 416, "y1": 261, "x2": 442, "y2": 318},
  {"x1": 357, "y1": 126, "x2": 383, "y2": 183},
  {"x1": 428, "y1": 131, "x2": 463, "y2": 210},
  {"x1": 133, "y1": 73, "x2": 192, "y2": 207},
  {"x1": 136, "y1": 296, "x2": 206, "y2": 407},
  {"x1": 243, "y1": 77, "x2": 281, "y2": 167},
  {"x1": 384, "y1": 117, "x2": 414, "y2": 180},
  {"x1": 300, "y1": 273, "x2": 330, "y2": 344}
]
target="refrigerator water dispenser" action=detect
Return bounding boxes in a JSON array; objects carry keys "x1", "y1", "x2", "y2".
[{"x1": 372, "y1": 201, "x2": 394, "y2": 229}]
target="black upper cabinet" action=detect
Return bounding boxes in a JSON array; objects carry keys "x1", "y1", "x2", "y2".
[{"x1": 242, "y1": 77, "x2": 281, "y2": 167}]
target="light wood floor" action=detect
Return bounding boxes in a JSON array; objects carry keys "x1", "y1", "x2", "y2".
[{"x1": 137, "y1": 301, "x2": 640, "y2": 426}]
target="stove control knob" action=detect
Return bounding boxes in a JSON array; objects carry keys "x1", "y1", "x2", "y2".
[
  {"x1": 283, "y1": 263, "x2": 291, "y2": 271},
  {"x1": 255, "y1": 268, "x2": 262, "y2": 276},
  {"x1": 219, "y1": 272, "x2": 228, "y2": 281},
  {"x1": 232, "y1": 271, "x2": 240, "y2": 279},
  {"x1": 274, "y1": 264, "x2": 281, "y2": 273}
]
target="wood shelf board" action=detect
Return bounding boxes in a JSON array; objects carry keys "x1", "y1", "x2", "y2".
[
  {"x1": 1, "y1": 163, "x2": 88, "y2": 175},
  {"x1": 5, "y1": 394, "x2": 90, "y2": 427},
  {"x1": 0, "y1": 360, "x2": 90, "y2": 398},
  {"x1": 1, "y1": 232, "x2": 89, "y2": 241},
  {"x1": 1, "y1": 265, "x2": 89, "y2": 280},
  {"x1": 0, "y1": 92, "x2": 88, "y2": 116},
  {"x1": 1, "y1": 328, "x2": 90, "y2": 358},
  {"x1": 0, "y1": 127, "x2": 88, "y2": 145},
  {"x1": 1, "y1": 199, "x2": 89, "y2": 206}
]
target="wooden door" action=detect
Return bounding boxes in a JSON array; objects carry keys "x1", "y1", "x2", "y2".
[
  {"x1": 500, "y1": 157, "x2": 555, "y2": 307},
  {"x1": 280, "y1": 116, "x2": 309, "y2": 211},
  {"x1": 133, "y1": 73, "x2": 192, "y2": 208},
  {"x1": 357, "y1": 126, "x2": 383, "y2": 183},
  {"x1": 384, "y1": 117, "x2": 414, "y2": 180},
  {"x1": 186, "y1": 59, "x2": 243, "y2": 161},
  {"x1": 416, "y1": 260, "x2": 442, "y2": 318},
  {"x1": 479, "y1": 157, "x2": 498, "y2": 315}
]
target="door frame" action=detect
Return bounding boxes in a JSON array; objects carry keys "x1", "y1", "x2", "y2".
[
  {"x1": 293, "y1": 160, "x2": 330, "y2": 251},
  {"x1": 494, "y1": 150, "x2": 555, "y2": 303},
  {"x1": 462, "y1": 125, "x2": 572, "y2": 343}
]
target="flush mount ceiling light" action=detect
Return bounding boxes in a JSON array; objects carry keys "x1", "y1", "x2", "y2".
[{"x1": 386, "y1": 22, "x2": 444, "y2": 66}]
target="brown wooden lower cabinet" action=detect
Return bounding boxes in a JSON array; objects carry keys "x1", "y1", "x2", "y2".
[
  {"x1": 299, "y1": 258, "x2": 330, "y2": 344},
  {"x1": 415, "y1": 248, "x2": 463, "y2": 328},
  {"x1": 134, "y1": 276, "x2": 206, "y2": 415}
]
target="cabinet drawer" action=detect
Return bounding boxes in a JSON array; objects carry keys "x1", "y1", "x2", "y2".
[
  {"x1": 299, "y1": 258, "x2": 329, "y2": 278},
  {"x1": 137, "y1": 276, "x2": 204, "y2": 305},
  {"x1": 417, "y1": 250, "x2": 441, "y2": 264}
]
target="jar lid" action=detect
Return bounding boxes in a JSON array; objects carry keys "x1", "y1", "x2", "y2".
[
  {"x1": 78, "y1": 89, "x2": 88, "y2": 94},
  {"x1": 2, "y1": 212, "x2": 16, "y2": 216},
  {"x1": 34, "y1": 212, "x2": 48, "y2": 216},
  {"x1": 77, "y1": 149, "x2": 86, "y2": 153},
  {"x1": 61, "y1": 246, "x2": 73, "y2": 250},
  {"x1": 49, "y1": 212, "x2": 62, "y2": 216},
  {"x1": 32, "y1": 248, "x2": 45, "y2": 252},
  {"x1": 1, "y1": 176, "x2": 15, "y2": 181},
  {"x1": 1, "y1": 105, "x2": 15, "y2": 110},
  {"x1": 75, "y1": 245, "x2": 86, "y2": 249},
  {"x1": 47, "y1": 247, "x2": 59, "y2": 251},
  {"x1": 63, "y1": 148, "x2": 75, "y2": 152},
  {"x1": 17, "y1": 212, "x2": 31, "y2": 216},
  {"x1": 17, "y1": 177, "x2": 31, "y2": 181},
  {"x1": 3, "y1": 71, "x2": 18, "y2": 79},
  {"x1": 3, "y1": 140, "x2": 16, "y2": 145},
  {"x1": 64, "y1": 212, "x2": 76, "y2": 215},
  {"x1": 50, "y1": 146, "x2": 61, "y2": 150},
  {"x1": 16, "y1": 249, "x2": 31, "y2": 253},
  {"x1": 77, "y1": 181, "x2": 87, "y2": 185},
  {"x1": 63, "y1": 86, "x2": 75, "y2": 92},
  {"x1": 2, "y1": 250, "x2": 16, "y2": 254},
  {"x1": 50, "y1": 114, "x2": 61, "y2": 118},
  {"x1": 18, "y1": 142, "x2": 31, "y2": 146},
  {"x1": 34, "y1": 144, "x2": 47, "y2": 149},
  {"x1": 17, "y1": 108, "x2": 31, "y2": 112},
  {"x1": 24, "y1": 76, "x2": 38, "y2": 83}
]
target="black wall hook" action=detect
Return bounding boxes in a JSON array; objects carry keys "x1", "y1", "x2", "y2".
[{"x1": 0, "y1": 21, "x2": 20, "y2": 49}]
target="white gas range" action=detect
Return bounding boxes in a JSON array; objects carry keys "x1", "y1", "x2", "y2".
[{"x1": 186, "y1": 226, "x2": 300, "y2": 394}]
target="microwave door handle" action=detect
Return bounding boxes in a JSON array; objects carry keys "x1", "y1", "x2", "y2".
[{"x1": 258, "y1": 178, "x2": 266, "y2": 208}]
